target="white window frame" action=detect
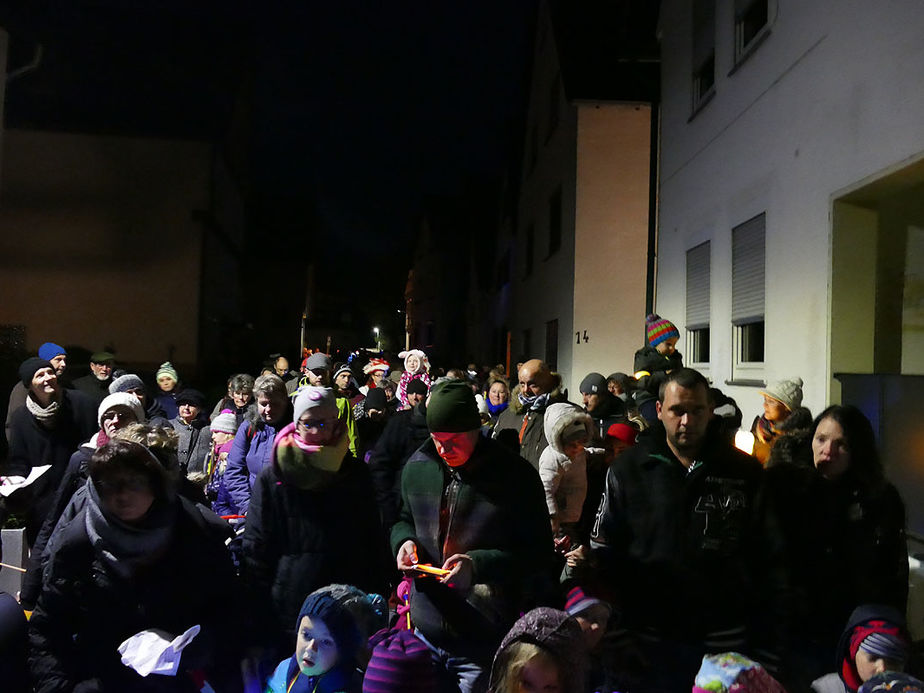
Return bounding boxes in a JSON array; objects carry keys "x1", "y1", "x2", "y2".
[{"x1": 731, "y1": 213, "x2": 766, "y2": 382}]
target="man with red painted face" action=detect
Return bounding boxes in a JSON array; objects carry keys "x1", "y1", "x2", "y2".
[{"x1": 391, "y1": 380, "x2": 555, "y2": 693}]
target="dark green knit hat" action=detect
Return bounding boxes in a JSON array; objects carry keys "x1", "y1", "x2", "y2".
[{"x1": 426, "y1": 380, "x2": 481, "y2": 433}]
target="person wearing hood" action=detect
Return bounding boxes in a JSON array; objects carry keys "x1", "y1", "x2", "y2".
[
  {"x1": 264, "y1": 587, "x2": 366, "y2": 693},
  {"x1": 492, "y1": 359, "x2": 568, "y2": 469},
  {"x1": 395, "y1": 349, "x2": 431, "y2": 410},
  {"x1": 224, "y1": 373, "x2": 293, "y2": 515},
  {"x1": 169, "y1": 389, "x2": 212, "y2": 475},
  {"x1": 366, "y1": 383, "x2": 431, "y2": 530},
  {"x1": 18, "y1": 391, "x2": 146, "y2": 611},
  {"x1": 579, "y1": 372, "x2": 628, "y2": 446},
  {"x1": 5, "y1": 357, "x2": 97, "y2": 544},
  {"x1": 392, "y1": 380, "x2": 555, "y2": 692},
  {"x1": 108, "y1": 372, "x2": 170, "y2": 427},
  {"x1": 812, "y1": 605, "x2": 911, "y2": 693},
  {"x1": 355, "y1": 388, "x2": 392, "y2": 463},
  {"x1": 488, "y1": 607, "x2": 588, "y2": 693},
  {"x1": 591, "y1": 368, "x2": 785, "y2": 691},
  {"x1": 243, "y1": 386, "x2": 390, "y2": 649},
  {"x1": 28, "y1": 438, "x2": 243, "y2": 693},
  {"x1": 537, "y1": 403, "x2": 601, "y2": 551}
]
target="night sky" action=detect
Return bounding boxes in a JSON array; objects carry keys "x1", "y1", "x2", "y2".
[{"x1": 2, "y1": 0, "x2": 538, "y2": 351}]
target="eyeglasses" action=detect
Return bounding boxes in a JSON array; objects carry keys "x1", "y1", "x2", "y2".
[{"x1": 296, "y1": 417, "x2": 338, "y2": 433}]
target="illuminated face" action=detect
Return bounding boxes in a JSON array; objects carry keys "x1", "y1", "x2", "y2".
[
  {"x1": 126, "y1": 387, "x2": 146, "y2": 406},
  {"x1": 49, "y1": 355, "x2": 67, "y2": 376},
  {"x1": 178, "y1": 403, "x2": 201, "y2": 424},
  {"x1": 297, "y1": 410, "x2": 339, "y2": 446},
  {"x1": 762, "y1": 395, "x2": 789, "y2": 423},
  {"x1": 211, "y1": 430, "x2": 234, "y2": 446},
  {"x1": 335, "y1": 371, "x2": 351, "y2": 390},
  {"x1": 855, "y1": 648, "x2": 902, "y2": 683},
  {"x1": 518, "y1": 364, "x2": 546, "y2": 397},
  {"x1": 655, "y1": 336, "x2": 679, "y2": 356},
  {"x1": 274, "y1": 357, "x2": 290, "y2": 377},
  {"x1": 488, "y1": 382, "x2": 508, "y2": 406},
  {"x1": 405, "y1": 355, "x2": 421, "y2": 373},
  {"x1": 101, "y1": 404, "x2": 138, "y2": 437},
  {"x1": 607, "y1": 380, "x2": 623, "y2": 396},
  {"x1": 307, "y1": 369, "x2": 328, "y2": 387},
  {"x1": 431, "y1": 430, "x2": 479, "y2": 467},
  {"x1": 231, "y1": 390, "x2": 251, "y2": 409},
  {"x1": 257, "y1": 393, "x2": 285, "y2": 425},
  {"x1": 157, "y1": 375, "x2": 176, "y2": 393},
  {"x1": 295, "y1": 616, "x2": 338, "y2": 678},
  {"x1": 97, "y1": 472, "x2": 155, "y2": 524},
  {"x1": 812, "y1": 416, "x2": 851, "y2": 480},
  {"x1": 30, "y1": 367, "x2": 59, "y2": 399},
  {"x1": 370, "y1": 370, "x2": 385, "y2": 387},
  {"x1": 656, "y1": 382, "x2": 710, "y2": 457},
  {"x1": 582, "y1": 392, "x2": 604, "y2": 413},
  {"x1": 90, "y1": 361, "x2": 113, "y2": 381}
]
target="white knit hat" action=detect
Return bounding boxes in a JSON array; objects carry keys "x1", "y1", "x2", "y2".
[
  {"x1": 759, "y1": 377, "x2": 804, "y2": 412},
  {"x1": 98, "y1": 392, "x2": 146, "y2": 427}
]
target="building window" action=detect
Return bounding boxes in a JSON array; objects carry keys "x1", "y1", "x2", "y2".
[
  {"x1": 547, "y1": 74, "x2": 560, "y2": 140},
  {"x1": 525, "y1": 224, "x2": 535, "y2": 277},
  {"x1": 691, "y1": 0, "x2": 716, "y2": 113},
  {"x1": 545, "y1": 319, "x2": 559, "y2": 372},
  {"x1": 522, "y1": 328, "x2": 532, "y2": 359},
  {"x1": 548, "y1": 187, "x2": 562, "y2": 256},
  {"x1": 731, "y1": 213, "x2": 766, "y2": 379},
  {"x1": 686, "y1": 241, "x2": 711, "y2": 364},
  {"x1": 735, "y1": 0, "x2": 770, "y2": 63}
]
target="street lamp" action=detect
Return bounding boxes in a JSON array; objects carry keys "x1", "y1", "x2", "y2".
[{"x1": 373, "y1": 326, "x2": 380, "y2": 351}]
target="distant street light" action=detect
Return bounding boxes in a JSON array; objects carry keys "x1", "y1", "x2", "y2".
[{"x1": 373, "y1": 326, "x2": 380, "y2": 351}]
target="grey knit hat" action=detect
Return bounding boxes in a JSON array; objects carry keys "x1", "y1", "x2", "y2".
[
  {"x1": 759, "y1": 377, "x2": 804, "y2": 411},
  {"x1": 109, "y1": 373, "x2": 145, "y2": 395},
  {"x1": 293, "y1": 386, "x2": 339, "y2": 423},
  {"x1": 211, "y1": 410, "x2": 238, "y2": 435}
]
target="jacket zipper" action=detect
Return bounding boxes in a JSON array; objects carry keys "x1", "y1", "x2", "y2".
[{"x1": 442, "y1": 472, "x2": 461, "y2": 561}]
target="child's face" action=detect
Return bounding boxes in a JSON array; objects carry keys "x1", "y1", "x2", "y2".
[
  {"x1": 211, "y1": 431, "x2": 233, "y2": 446},
  {"x1": 406, "y1": 355, "x2": 421, "y2": 372},
  {"x1": 518, "y1": 656, "x2": 560, "y2": 692},
  {"x1": 295, "y1": 616, "x2": 338, "y2": 677},
  {"x1": 855, "y1": 648, "x2": 903, "y2": 683},
  {"x1": 575, "y1": 603, "x2": 610, "y2": 650}
]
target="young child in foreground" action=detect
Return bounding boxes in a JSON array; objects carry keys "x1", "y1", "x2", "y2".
[{"x1": 264, "y1": 588, "x2": 363, "y2": 693}]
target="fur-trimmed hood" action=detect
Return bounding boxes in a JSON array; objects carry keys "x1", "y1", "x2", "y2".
[{"x1": 543, "y1": 403, "x2": 594, "y2": 454}]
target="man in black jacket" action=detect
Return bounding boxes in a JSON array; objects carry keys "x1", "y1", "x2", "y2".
[
  {"x1": 591, "y1": 368, "x2": 785, "y2": 691},
  {"x1": 579, "y1": 371, "x2": 627, "y2": 445}
]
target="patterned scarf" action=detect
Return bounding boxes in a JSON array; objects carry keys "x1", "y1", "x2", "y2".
[{"x1": 518, "y1": 391, "x2": 551, "y2": 412}]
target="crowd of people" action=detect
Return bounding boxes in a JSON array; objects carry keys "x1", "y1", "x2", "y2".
[{"x1": 0, "y1": 312, "x2": 917, "y2": 693}]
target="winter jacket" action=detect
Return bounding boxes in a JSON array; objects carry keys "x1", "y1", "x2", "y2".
[
  {"x1": 243, "y1": 452, "x2": 390, "y2": 643},
  {"x1": 71, "y1": 374, "x2": 111, "y2": 407},
  {"x1": 209, "y1": 397, "x2": 256, "y2": 431},
  {"x1": 5, "y1": 380, "x2": 28, "y2": 443},
  {"x1": 224, "y1": 407, "x2": 291, "y2": 515},
  {"x1": 763, "y1": 431, "x2": 908, "y2": 663},
  {"x1": 492, "y1": 376, "x2": 568, "y2": 469},
  {"x1": 488, "y1": 608, "x2": 588, "y2": 693},
  {"x1": 28, "y1": 498, "x2": 243, "y2": 693},
  {"x1": 591, "y1": 420, "x2": 785, "y2": 657},
  {"x1": 585, "y1": 394, "x2": 628, "y2": 446},
  {"x1": 390, "y1": 436, "x2": 555, "y2": 660},
  {"x1": 367, "y1": 403, "x2": 431, "y2": 530},
  {"x1": 154, "y1": 389, "x2": 179, "y2": 420},
  {"x1": 169, "y1": 416, "x2": 212, "y2": 475},
  {"x1": 537, "y1": 404, "x2": 597, "y2": 525},
  {"x1": 4, "y1": 389, "x2": 97, "y2": 544},
  {"x1": 632, "y1": 345, "x2": 683, "y2": 395}
]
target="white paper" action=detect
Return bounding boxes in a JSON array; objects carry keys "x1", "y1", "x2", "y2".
[
  {"x1": 118, "y1": 625, "x2": 201, "y2": 677},
  {"x1": 0, "y1": 465, "x2": 52, "y2": 497}
]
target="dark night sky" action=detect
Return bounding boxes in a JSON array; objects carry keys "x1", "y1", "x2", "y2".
[{"x1": 2, "y1": 1, "x2": 538, "y2": 345}]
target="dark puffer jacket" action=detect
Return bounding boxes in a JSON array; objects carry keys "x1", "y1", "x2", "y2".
[
  {"x1": 489, "y1": 607, "x2": 587, "y2": 693},
  {"x1": 632, "y1": 345, "x2": 683, "y2": 396},
  {"x1": 28, "y1": 498, "x2": 244, "y2": 693},
  {"x1": 390, "y1": 436, "x2": 556, "y2": 661},
  {"x1": 243, "y1": 452, "x2": 391, "y2": 645},
  {"x1": 492, "y1": 376, "x2": 568, "y2": 469}
]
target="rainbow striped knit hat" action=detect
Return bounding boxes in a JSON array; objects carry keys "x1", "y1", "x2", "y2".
[{"x1": 645, "y1": 314, "x2": 679, "y2": 347}]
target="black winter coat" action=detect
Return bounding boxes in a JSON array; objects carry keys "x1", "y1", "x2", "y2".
[
  {"x1": 4, "y1": 390, "x2": 97, "y2": 543},
  {"x1": 28, "y1": 499, "x2": 243, "y2": 693},
  {"x1": 366, "y1": 404, "x2": 431, "y2": 529},
  {"x1": 243, "y1": 453, "x2": 391, "y2": 645}
]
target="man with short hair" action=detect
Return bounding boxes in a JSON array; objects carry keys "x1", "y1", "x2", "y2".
[
  {"x1": 492, "y1": 359, "x2": 567, "y2": 469},
  {"x1": 579, "y1": 372, "x2": 628, "y2": 445},
  {"x1": 591, "y1": 368, "x2": 784, "y2": 691},
  {"x1": 392, "y1": 380, "x2": 554, "y2": 692},
  {"x1": 6, "y1": 343, "x2": 69, "y2": 442},
  {"x1": 72, "y1": 351, "x2": 115, "y2": 406}
]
